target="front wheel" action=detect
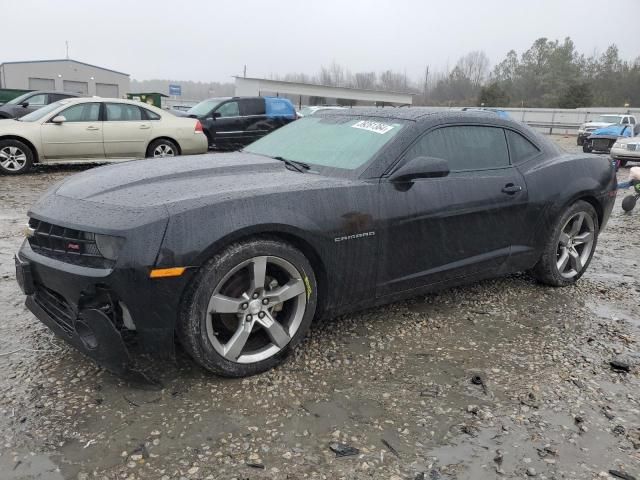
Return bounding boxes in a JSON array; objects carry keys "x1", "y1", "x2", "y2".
[
  {"x1": 618, "y1": 159, "x2": 628, "y2": 168},
  {"x1": 532, "y1": 200, "x2": 598, "y2": 286},
  {"x1": 0, "y1": 139, "x2": 34, "y2": 175},
  {"x1": 582, "y1": 143, "x2": 593, "y2": 153},
  {"x1": 178, "y1": 238, "x2": 317, "y2": 377},
  {"x1": 577, "y1": 137, "x2": 584, "y2": 146}
]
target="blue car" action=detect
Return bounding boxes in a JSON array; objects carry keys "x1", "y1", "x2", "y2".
[
  {"x1": 461, "y1": 107, "x2": 511, "y2": 119},
  {"x1": 583, "y1": 124, "x2": 638, "y2": 153}
]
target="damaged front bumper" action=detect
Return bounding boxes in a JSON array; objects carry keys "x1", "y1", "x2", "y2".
[{"x1": 15, "y1": 242, "x2": 191, "y2": 384}]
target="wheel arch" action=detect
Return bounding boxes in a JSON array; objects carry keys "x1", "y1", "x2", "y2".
[
  {"x1": 146, "y1": 136, "x2": 181, "y2": 156},
  {"x1": 189, "y1": 225, "x2": 329, "y2": 321},
  {"x1": 0, "y1": 135, "x2": 40, "y2": 163}
]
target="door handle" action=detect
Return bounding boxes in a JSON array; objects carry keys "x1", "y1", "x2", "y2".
[
  {"x1": 501, "y1": 184, "x2": 522, "y2": 194},
  {"x1": 86, "y1": 126, "x2": 99, "y2": 131},
  {"x1": 139, "y1": 124, "x2": 151, "y2": 129}
]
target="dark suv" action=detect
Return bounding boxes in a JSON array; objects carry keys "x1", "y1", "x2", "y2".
[
  {"x1": 181, "y1": 96, "x2": 296, "y2": 150},
  {"x1": 0, "y1": 90, "x2": 80, "y2": 119}
]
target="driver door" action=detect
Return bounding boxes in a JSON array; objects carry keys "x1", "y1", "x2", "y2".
[
  {"x1": 376, "y1": 124, "x2": 529, "y2": 296},
  {"x1": 41, "y1": 102, "x2": 105, "y2": 160},
  {"x1": 210, "y1": 100, "x2": 244, "y2": 149}
]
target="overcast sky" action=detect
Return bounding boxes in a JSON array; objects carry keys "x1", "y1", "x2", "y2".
[{"x1": 1, "y1": 0, "x2": 638, "y2": 83}]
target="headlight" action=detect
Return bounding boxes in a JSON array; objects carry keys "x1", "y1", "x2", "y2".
[
  {"x1": 95, "y1": 234, "x2": 125, "y2": 261},
  {"x1": 613, "y1": 142, "x2": 622, "y2": 149}
]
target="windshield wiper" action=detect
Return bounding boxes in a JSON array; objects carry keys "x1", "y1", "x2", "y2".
[{"x1": 272, "y1": 156, "x2": 310, "y2": 173}]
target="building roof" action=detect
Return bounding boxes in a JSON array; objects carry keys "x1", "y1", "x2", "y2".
[
  {"x1": 0, "y1": 59, "x2": 129, "y2": 76},
  {"x1": 234, "y1": 76, "x2": 414, "y2": 96}
]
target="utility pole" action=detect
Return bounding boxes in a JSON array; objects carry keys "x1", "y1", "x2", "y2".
[
  {"x1": 243, "y1": 65, "x2": 247, "y2": 78},
  {"x1": 65, "y1": 41, "x2": 69, "y2": 59},
  {"x1": 424, "y1": 66, "x2": 429, "y2": 104}
]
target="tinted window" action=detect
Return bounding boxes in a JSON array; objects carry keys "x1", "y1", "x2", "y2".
[
  {"x1": 58, "y1": 103, "x2": 101, "y2": 122},
  {"x1": 216, "y1": 101, "x2": 239, "y2": 117},
  {"x1": 26, "y1": 93, "x2": 47, "y2": 106},
  {"x1": 405, "y1": 125, "x2": 509, "y2": 171},
  {"x1": 631, "y1": 117, "x2": 636, "y2": 125},
  {"x1": 143, "y1": 108, "x2": 161, "y2": 120},
  {"x1": 241, "y1": 98, "x2": 265, "y2": 116},
  {"x1": 506, "y1": 130, "x2": 540, "y2": 163},
  {"x1": 106, "y1": 103, "x2": 143, "y2": 121}
]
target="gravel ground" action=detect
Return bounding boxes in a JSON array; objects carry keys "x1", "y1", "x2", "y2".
[{"x1": 0, "y1": 137, "x2": 639, "y2": 480}]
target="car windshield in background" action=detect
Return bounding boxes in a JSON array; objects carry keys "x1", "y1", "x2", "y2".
[
  {"x1": 5, "y1": 92, "x2": 33, "y2": 105},
  {"x1": 597, "y1": 115, "x2": 622, "y2": 123},
  {"x1": 244, "y1": 116, "x2": 404, "y2": 170},
  {"x1": 186, "y1": 98, "x2": 227, "y2": 117},
  {"x1": 18, "y1": 101, "x2": 66, "y2": 122}
]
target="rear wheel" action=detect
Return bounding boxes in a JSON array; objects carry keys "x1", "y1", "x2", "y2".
[
  {"x1": 147, "y1": 138, "x2": 179, "y2": 158},
  {"x1": 622, "y1": 195, "x2": 637, "y2": 212},
  {"x1": 532, "y1": 200, "x2": 598, "y2": 286},
  {"x1": 0, "y1": 139, "x2": 34, "y2": 175},
  {"x1": 179, "y1": 238, "x2": 317, "y2": 377}
]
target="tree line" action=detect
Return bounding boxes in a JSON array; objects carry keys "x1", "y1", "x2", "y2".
[{"x1": 132, "y1": 37, "x2": 638, "y2": 108}]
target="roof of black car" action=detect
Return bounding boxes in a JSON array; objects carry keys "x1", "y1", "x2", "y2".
[{"x1": 316, "y1": 107, "x2": 500, "y2": 121}]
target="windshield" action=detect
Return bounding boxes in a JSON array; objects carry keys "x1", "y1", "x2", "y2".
[
  {"x1": 6, "y1": 92, "x2": 35, "y2": 105},
  {"x1": 18, "y1": 100, "x2": 66, "y2": 122},
  {"x1": 245, "y1": 116, "x2": 404, "y2": 170},
  {"x1": 596, "y1": 115, "x2": 622, "y2": 124},
  {"x1": 186, "y1": 98, "x2": 228, "y2": 117}
]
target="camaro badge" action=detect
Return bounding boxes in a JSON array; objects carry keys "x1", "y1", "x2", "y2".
[{"x1": 334, "y1": 231, "x2": 376, "y2": 243}]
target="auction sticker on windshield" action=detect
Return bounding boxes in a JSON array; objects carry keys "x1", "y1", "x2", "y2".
[{"x1": 351, "y1": 120, "x2": 396, "y2": 134}]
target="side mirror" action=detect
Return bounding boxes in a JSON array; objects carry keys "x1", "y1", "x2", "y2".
[
  {"x1": 390, "y1": 156, "x2": 450, "y2": 182},
  {"x1": 20, "y1": 102, "x2": 29, "y2": 108},
  {"x1": 51, "y1": 115, "x2": 66, "y2": 124},
  {"x1": 212, "y1": 111, "x2": 221, "y2": 119}
]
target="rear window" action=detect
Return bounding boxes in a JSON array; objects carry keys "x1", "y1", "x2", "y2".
[{"x1": 245, "y1": 116, "x2": 404, "y2": 170}]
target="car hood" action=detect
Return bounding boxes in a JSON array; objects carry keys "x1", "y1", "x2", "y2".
[
  {"x1": 53, "y1": 152, "x2": 352, "y2": 210},
  {"x1": 591, "y1": 125, "x2": 630, "y2": 136},
  {"x1": 584, "y1": 122, "x2": 615, "y2": 129},
  {"x1": 616, "y1": 136, "x2": 640, "y2": 145}
]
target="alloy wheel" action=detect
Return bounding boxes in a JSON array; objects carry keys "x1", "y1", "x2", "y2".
[
  {"x1": 0, "y1": 146, "x2": 27, "y2": 171},
  {"x1": 205, "y1": 256, "x2": 307, "y2": 364},
  {"x1": 556, "y1": 211, "x2": 595, "y2": 279},
  {"x1": 153, "y1": 144, "x2": 175, "y2": 158}
]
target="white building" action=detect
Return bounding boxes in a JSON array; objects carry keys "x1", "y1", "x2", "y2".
[{"x1": 0, "y1": 59, "x2": 130, "y2": 97}]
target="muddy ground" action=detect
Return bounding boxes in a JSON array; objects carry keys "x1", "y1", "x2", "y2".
[{"x1": 0, "y1": 136, "x2": 639, "y2": 480}]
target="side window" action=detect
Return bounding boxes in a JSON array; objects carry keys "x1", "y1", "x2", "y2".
[
  {"x1": 241, "y1": 98, "x2": 266, "y2": 116},
  {"x1": 622, "y1": 117, "x2": 629, "y2": 125},
  {"x1": 26, "y1": 93, "x2": 47, "y2": 106},
  {"x1": 105, "y1": 103, "x2": 143, "y2": 121},
  {"x1": 142, "y1": 108, "x2": 161, "y2": 120},
  {"x1": 216, "y1": 101, "x2": 239, "y2": 117},
  {"x1": 505, "y1": 130, "x2": 540, "y2": 164},
  {"x1": 57, "y1": 103, "x2": 101, "y2": 122},
  {"x1": 404, "y1": 125, "x2": 509, "y2": 171},
  {"x1": 631, "y1": 117, "x2": 636, "y2": 125}
]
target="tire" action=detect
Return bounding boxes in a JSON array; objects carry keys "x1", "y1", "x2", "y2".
[
  {"x1": 0, "y1": 139, "x2": 34, "y2": 175},
  {"x1": 622, "y1": 195, "x2": 637, "y2": 212},
  {"x1": 178, "y1": 238, "x2": 318, "y2": 377},
  {"x1": 146, "y1": 138, "x2": 179, "y2": 158},
  {"x1": 531, "y1": 200, "x2": 599, "y2": 287},
  {"x1": 582, "y1": 143, "x2": 593, "y2": 153},
  {"x1": 577, "y1": 137, "x2": 584, "y2": 146}
]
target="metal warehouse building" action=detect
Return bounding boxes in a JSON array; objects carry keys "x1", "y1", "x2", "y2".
[{"x1": 0, "y1": 59, "x2": 130, "y2": 97}]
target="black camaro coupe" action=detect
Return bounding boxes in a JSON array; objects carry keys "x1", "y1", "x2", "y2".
[{"x1": 15, "y1": 109, "x2": 616, "y2": 380}]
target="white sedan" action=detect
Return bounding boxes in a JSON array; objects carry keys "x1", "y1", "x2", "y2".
[{"x1": 0, "y1": 97, "x2": 208, "y2": 174}]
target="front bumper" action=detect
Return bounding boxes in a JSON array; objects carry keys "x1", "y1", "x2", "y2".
[{"x1": 16, "y1": 241, "x2": 192, "y2": 382}]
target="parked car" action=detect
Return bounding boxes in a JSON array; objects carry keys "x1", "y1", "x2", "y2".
[
  {"x1": 0, "y1": 98, "x2": 208, "y2": 174},
  {"x1": 179, "y1": 96, "x2": 296, "y2": 150},
  {"x1": 610, "y1": 136, "x2": 640, "y2": 167},
  {"x1": 461, "y1": 107, "x2": 510, "y2": 119},
  {"x1": 577, "y1": 114, "x2": 637, "y2": 146},
  {"x1": 0, "y1": 90, "x2": 80, "y2": 119},
  {"x1": 298, "y1": 105, "x2": 347, "y2": 117},
  {"x1": 15, "y1": 108, "x2": 615, "y2": 380},
  {"x1": 582, "y1": 123, "x2": 638, "y2": 153}
]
